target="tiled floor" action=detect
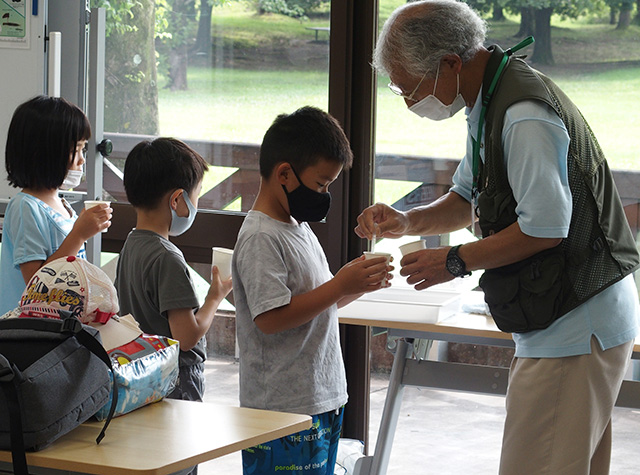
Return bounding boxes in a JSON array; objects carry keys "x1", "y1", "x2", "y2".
[{"x1": 198, "y1": 355, "x2": 640, "y2": 474}]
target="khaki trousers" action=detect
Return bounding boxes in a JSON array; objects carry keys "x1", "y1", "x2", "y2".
[{"x1": 499, "y1": 337, "x2": 633, "y2": 475}]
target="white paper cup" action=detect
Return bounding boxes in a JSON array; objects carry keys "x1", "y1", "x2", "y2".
[
  {"x1": 84, "y1": 200, "x2": 111, "y2": 232},
  {"x1": 399, "y1": 239, "x2": 426, "y2": 256},
  {"x1": 212, "y1": 247, "x2": 234, "y2": 281},
  {"x1": 363, "y1": 251, "x2": 392, "y2": 285}
]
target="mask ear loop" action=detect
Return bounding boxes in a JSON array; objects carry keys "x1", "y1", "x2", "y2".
[{"x1": 432, "y1": 62, "x2": 441, "y2": 96}]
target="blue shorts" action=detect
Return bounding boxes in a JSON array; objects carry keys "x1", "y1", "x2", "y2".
[{"x1": 242, "y1": 407, "x2": 344, "y2": 475}]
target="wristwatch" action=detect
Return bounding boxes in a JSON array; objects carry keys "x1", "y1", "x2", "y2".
[{"x1": 446, "y1": 245, "x2": 471, "y2": 278}]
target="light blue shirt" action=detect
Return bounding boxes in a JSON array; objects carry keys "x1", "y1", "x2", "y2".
[
  {"x1": 451, "y1": 92, "x2": 639, "y2": 358},
  {"x1": 0, "y1": 192, "x2": 86, "y2": 315}
]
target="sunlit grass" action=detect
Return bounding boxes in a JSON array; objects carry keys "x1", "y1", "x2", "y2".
[
  {"x1": 156, "y1": 0, "x2": 640, "y2": 205},
  {"x1": 159, "y1": 65, "x2": 640, "y2": 170}
]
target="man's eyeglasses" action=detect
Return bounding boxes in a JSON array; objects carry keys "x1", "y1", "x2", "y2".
[{"x1": 388, "y1": 70, "x2": 428, "y2": 102}]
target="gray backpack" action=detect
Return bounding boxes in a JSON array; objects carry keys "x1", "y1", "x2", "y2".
[{"x1": 0, "y1": 315, "x2": 118, "y2": 475}]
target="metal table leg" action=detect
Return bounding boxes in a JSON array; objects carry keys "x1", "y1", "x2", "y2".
[{"x1": 364, "y1": 337, "x2": 414, "y2": 475}]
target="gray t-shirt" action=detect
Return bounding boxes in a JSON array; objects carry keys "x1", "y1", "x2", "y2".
[
  {"x1": 233, "y1": 211, "x2": 348, "y2": 415},
  {"x1": 115, "y1": 229, "x2": 204, "y2": 366}
]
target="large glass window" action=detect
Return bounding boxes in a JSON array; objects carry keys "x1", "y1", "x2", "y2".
[
  {"x1": 93, "y1": 0, "x2": 332, "y2": 213},
  {"x1": 373, "y1": 0, "x2": 640, "y2": 281}
]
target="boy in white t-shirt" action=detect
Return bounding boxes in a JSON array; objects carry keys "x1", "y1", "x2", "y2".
[{"x1": 233, "y1": 106, "x2": 391, "y2": 475}]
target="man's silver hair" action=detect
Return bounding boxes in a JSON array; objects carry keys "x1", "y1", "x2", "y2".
[{"x1": 373, "y1": 0, "x2": 487, "y2": 79}]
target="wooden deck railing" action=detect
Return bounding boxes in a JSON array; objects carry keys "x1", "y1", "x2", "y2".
[{"x1": 98, "y1": 133, "x2": 640, "y2": 261}]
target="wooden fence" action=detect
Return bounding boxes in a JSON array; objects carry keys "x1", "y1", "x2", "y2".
[{"x1": 97, "y1": 133, "x2": 640, "y2": 260}]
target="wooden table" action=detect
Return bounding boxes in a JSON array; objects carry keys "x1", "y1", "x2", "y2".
[
  {"x1": 0, "y1": 399, "x2": 311, "y2": 475},
  {"x1": 338, "y1": 301, "x2": 640, "y2": 475}
]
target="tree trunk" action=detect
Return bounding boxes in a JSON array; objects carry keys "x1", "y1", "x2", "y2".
[
  {"x1": 168, "y1": 44, "x2": 189, "y2": 91},
  {"x1": 515, "y1": 7, "x2": 535, "y2": 38},
  {"x1": 636, "y1": 0, "x2": 640, "y2": 24},
  {"x1": 610, "y1": 7, "x2": 617, "y2": 25},
  {"x1": 617, "y1": 5, "x2": 632, "y2": 29},
  {"x1": 166, "y1": 0, "x2": 196, "y2": 91},
  {"x1": 104, "y1": 0, "x2": 159, "y2": 135},
  {"x1": 530, "y1": 8, "x2": 554, "y2": 65},
  {"x1": 194, "y1": 1, "x2": 213, "y2": 55},
  {"x1": 492, "y1": 6, "x2": 505, "y2": 22}
]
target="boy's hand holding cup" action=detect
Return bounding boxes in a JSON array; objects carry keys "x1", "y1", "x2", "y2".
[
  {"x1": 363, "y1": 251, "x2": 393, "y2": 286},
  {"x1": 209, "y1": 247, "x2": 233, "y2": 303},
  {"x1": 212, "y1": 247, "x2": 233, "y2": 281}
]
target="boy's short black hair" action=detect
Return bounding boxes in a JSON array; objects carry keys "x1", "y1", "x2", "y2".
[
  {"x1": 124, "y1": 137, "x2": 209, "y2": 210},
  {"x1": 259, "y1": 106, "x2": 353, "y2": 178},
  {"x1": 5, "y1": 95, "x2": 91, "y2": 189}
]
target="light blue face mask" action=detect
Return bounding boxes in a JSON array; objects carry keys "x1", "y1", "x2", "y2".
[{"x1": 169, "y1": 190, "x2": 197, "y2": 236}]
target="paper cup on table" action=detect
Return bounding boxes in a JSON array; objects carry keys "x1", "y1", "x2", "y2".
[
  {"x1": 212, "y1": 247, "x2": 233, "y2": 281},
  {"x1": 399, "y1": 239, "x2": 426, "y2": 256},
  {"x1": 84, "y1": 200, "x2": 111, "y2": 232},
  {"x1": 363, "y1": 251, "x2": 392, "y2": 285}
]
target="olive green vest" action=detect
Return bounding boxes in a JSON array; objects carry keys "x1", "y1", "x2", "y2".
[{"x1": 475, "y1": 46, "x2": 639, "y2": 332}]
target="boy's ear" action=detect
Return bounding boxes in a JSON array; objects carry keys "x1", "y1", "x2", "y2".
[
  {"x1": 168, "y1": 189, "x2": 183, "y2": 211},
  {"x1": 275, "y1": 162, "x2": 292, "y2": 186}
]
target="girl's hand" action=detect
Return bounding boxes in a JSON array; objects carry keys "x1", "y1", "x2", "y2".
[{"x1": 73, "y1": 203, "x2": 112, "y2": 239}]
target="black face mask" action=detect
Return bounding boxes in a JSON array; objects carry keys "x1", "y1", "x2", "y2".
[{"x1": 282, "y1": 165, "x2": 332, "y2": 222}]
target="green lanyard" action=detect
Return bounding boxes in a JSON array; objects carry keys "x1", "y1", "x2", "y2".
[{"x1": 471, "y1": 36, "x2": 535, "y2": 200}]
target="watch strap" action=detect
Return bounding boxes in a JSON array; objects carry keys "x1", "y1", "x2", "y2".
[{"x1": 447, "y1": 244, "x2": 471, "y2": 277}]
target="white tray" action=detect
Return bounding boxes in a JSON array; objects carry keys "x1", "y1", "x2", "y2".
[{"x1": 338, "y1": 286, "x2": 461, "y2": 324}]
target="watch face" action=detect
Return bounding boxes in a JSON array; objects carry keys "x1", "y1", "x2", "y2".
[{"x1": 447, "y1": 255, "x2": 464, "y2": 277}]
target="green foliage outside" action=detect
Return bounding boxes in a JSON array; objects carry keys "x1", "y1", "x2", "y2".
[
  {"x1": 94, "y1": 0, "x2": 639, "y2": 207},
  {"x1": 157, "y1": 2, "x2": 640, "y2": 173}
]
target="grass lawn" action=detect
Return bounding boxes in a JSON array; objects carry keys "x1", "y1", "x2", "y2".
[
  {"x1": 159, "y1": 65, "x2": 640, "y2": 169},
  {"x1": 156, "y1": 1, "x2": 640, "y2": 205}
]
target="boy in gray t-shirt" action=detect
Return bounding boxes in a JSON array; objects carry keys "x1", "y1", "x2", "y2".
[
  {"x1": 115, "y1": 138, "x2": 232, "y2": 404},
  {"x1": 233, "y1": 107, "x2": 391, "y2": 475}
]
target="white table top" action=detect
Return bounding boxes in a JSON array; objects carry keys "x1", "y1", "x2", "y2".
[{"x1": 339, "y1": 301, "x2": 640, "y2": 352}]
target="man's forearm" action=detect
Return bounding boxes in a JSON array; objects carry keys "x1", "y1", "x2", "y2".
[{"x1": 406, "y1": 191, "x2": 472, "y2": 236}]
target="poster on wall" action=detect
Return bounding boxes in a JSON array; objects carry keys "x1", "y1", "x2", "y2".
[{"x1": 0, "y1": 0, "x2": 29, "y2": 48}]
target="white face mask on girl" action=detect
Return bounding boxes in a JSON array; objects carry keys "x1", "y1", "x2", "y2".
[
  {"x1": 61, "y1": 168, "x2": 83, "y2": 190},
  {"x1": 409, "y1": 64, "x2": 466, "y2": 121}
]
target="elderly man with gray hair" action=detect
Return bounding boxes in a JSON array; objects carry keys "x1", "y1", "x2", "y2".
[{"x1": 355, "y1": 1, "x2": 640, "y2": 473}]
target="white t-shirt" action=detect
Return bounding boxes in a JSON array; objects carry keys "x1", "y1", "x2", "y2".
[{"x1": 233, "y1": 210, "x2": 348, "y2": 415}]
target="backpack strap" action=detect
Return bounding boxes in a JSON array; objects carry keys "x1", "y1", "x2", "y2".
[
  {"x1": 60, "y1": 316, "x2": 119, "y2": 445},
  {"x1": 0, "y1": 354, "x2": 29, "y2": 475}
]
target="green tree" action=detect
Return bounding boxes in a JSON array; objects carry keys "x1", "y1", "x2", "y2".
[
  {"x1": 156, "y1": 0, "x2": 198, "y2": 91},
  {"x1": 506, "y1": 0, "x2": 600, "y2": 65},
  {"x1": 194, "y1": 0, "x2": 215, "y2": 56},
  {"x1": 92, "y1": 0, "x2": 159, "y2": 134},
  {"x1": 607, "y1": 0, "x2": 635, "y2": 28}
]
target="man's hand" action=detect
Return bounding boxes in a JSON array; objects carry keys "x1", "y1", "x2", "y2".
[
  {"x1": 400, "y1": 247, "x2": 454, "y2": 290},
  {"x1": 355, "y1": 203, "x2": 409, "y2": 240}
]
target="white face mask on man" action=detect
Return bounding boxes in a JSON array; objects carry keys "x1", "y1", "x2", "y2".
[{"x1": 409, "y1": 63, "x2": 466, "y2": 121}]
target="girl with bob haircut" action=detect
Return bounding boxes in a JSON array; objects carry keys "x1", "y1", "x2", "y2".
[{"x1": 0, "y1": 95, "x2": 112, "y2": 315}]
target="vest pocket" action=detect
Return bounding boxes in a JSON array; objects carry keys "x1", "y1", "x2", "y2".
[{"x1": 479, "y1": 247, "x2": 565, "y2": 333}]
